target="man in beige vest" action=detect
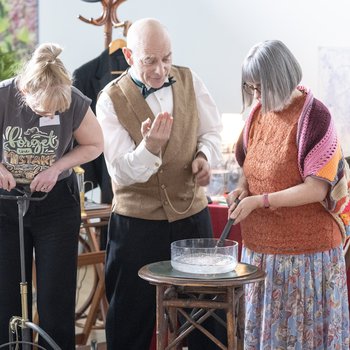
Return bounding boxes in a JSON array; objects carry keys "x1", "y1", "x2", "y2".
[{"x1": 97, "y1": 18, "x2": 223, "y2": 350}]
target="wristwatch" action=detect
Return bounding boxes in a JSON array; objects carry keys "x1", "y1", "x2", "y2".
[{"x1": 263, "y1": 193, "x2": 270, "y2": 209}]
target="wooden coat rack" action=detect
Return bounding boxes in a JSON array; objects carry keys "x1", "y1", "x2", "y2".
[{"x1": 78, "y1": 0, "x2": 131, "y2": 48}]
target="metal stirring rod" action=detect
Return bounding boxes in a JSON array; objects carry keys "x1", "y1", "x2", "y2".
[
  {"x1": 215, "y1": 196, "x2": 240, "y2": 248},
  {"x1": 215, "y1": 218, "x2": 235, "y2": 249}
]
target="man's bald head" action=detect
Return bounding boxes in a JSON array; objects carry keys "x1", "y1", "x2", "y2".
[
  {"x1": 122, "y1": 18, "x2": 173, "y2": 88},
  {"x1": 127, "y1": 18, "x2": 171, "y2": 55}
]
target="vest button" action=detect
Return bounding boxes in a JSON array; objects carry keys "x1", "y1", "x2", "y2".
[
  {"x1": 155, "y1": 162, "x2": 160, "y2": 167},
  {"x1": 159, "y1": 169, "x2": 163, "y2": 173},
  {"x1": 161, "y1": 184, "x2": 166, "y2": 189}
]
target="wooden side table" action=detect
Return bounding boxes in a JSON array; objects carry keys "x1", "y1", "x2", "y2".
[
  {"x1": 139, "y1": 261, "x2": 265, "y2": 350},
  {"x1": 80, "y1": 204, "x2": 111, "y2": 252}
]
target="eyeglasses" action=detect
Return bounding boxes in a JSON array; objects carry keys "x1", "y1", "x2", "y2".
[
  {"x1": 243, "y1": 82, "x2": 261, "y2": 95},
  {"x1": 130, "y1": 49, "x2": 172, "y2": 67}
]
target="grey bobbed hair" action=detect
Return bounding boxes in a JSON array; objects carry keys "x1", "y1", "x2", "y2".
[{"x1": 241, "y1": 40, "x2": 302, "y2": 114}]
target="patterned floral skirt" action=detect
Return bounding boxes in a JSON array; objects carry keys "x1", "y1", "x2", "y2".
[{"x1": 241, "y1": 245, "x2": 350, "y2": 350}]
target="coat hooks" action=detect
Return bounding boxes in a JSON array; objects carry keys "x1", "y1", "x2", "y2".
[{"x1": 78, "y1": 0, "x2": 130, "y2": 48}]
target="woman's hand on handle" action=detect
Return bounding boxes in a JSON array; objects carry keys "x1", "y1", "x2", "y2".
[
  {"x1": 228, "y1": 176, "x2": 330, "y2": 224},
  {"x1": 227, "y1": 172, "x2": 249, "y2": 217},
  {"x1": 228, "y1": 195, "x2": 263, "y2": 224},
  {"x1": 0, "y1": 164, "x2": 16, "y2": 191},
  {"x1": 30, "y1": 167, "x2": 60, "y2": 193}
]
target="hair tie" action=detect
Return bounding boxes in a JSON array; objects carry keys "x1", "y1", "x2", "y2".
[{"x1": 44, "y1": 59, "x2": 56, "y2": 67}]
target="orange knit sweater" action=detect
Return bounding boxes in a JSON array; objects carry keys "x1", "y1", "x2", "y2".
[{"x1": 241, "y1": 93, "x2": 342, "y2": 254}]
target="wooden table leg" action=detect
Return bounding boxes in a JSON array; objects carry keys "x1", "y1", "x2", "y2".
[
  {"x1": 156, "y1": 285, "x2": 166, "y2": 350},
  {"x1": 226, "y1": 286, "x2": 235, "y2": 350}
]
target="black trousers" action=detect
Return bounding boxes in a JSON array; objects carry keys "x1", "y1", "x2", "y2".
[
  {"x1": 0, "y1": 173, "x2": 81, "y2": 350},
  {"x1": 105, "y1": 207, "x2": 222, "y2": 350}
]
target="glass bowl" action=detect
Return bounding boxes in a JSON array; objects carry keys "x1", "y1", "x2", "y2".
[{"x1": 171, "y1": 238, "x2": 238, "y2": 274}]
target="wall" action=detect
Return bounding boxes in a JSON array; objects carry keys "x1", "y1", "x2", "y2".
[{"x1": 39, "y1": 0, "x2": 350, "y2": 115}]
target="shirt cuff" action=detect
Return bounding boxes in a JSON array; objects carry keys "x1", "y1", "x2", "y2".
[
  {"x1": 135, "y1": 140, "x2": 162, "y2": 170},
  {"x1": 196, "y1": 145, "x2": 212, "y2": 166}
]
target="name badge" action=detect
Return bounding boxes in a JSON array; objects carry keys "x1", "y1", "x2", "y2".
[{"x1": 39, "y1": 115, "x2": 60, "y2": 127}]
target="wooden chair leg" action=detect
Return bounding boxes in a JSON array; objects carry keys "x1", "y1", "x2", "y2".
[{"x1": 75, "y1": 251, "x2": 107, "y2": 345}]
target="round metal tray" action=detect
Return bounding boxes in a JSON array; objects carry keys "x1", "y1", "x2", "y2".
[{"x1": 148, "y1": 260, "x2": 258, "y2": 280}]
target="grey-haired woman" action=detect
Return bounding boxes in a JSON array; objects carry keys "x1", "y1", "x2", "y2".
[{"x1": 229, "y1": 40, "x2": 349, "y2": 349}]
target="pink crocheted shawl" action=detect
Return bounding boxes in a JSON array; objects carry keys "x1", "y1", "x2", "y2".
[{"x1": 236, "y1": 87, "x2": 350, "y2": 236}]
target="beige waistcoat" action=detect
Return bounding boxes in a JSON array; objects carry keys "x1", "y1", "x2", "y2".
[{"x1": 103, "y1": 65, "x2": 208, "y2": 222}]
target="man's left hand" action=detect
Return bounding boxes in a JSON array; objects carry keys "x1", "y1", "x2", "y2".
[{"x1": 192, "y1": 153, "x2": 211, "y2": 186}]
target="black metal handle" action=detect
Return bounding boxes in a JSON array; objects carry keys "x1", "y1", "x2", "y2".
[
  {"x1": 0, "y1": 186, "x2": 47, "y2": 202},
  {"x1": 216, "y1": 218, "x2": 235, "y2": 247}
]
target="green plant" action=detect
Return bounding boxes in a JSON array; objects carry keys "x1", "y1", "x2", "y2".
[{"x1": 0, "y1": 48, "x2": 20, "y2": 80}]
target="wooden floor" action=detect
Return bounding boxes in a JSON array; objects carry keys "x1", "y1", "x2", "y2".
[{"x1": 76, "y1": 342, "x2": 106, "y2": 350}]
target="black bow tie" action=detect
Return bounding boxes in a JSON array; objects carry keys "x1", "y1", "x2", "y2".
[{"x1": 131, "y1": 76, "x2": 176, "y2": 98}]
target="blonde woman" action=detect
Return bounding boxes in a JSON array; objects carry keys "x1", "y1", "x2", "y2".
[{"x1": 0, "y1": 43, "x2": 103, "y2": 349}]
